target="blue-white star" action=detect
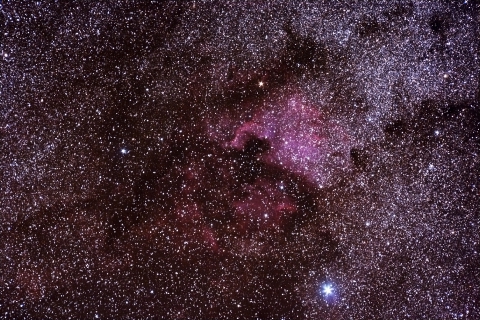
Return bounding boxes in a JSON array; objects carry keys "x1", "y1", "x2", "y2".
[{"x1": 322, "y1": 284, "x2": 333, "y2": 296}]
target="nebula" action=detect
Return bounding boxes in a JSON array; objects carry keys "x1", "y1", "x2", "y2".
[
  {"x1": 144, "y1": 92, "x2": 348, "y2": 254},
  {"x1": 0, "y1": 1, "x2": 477, "y2": 319},
  {"x1": 227, "y1": 94, "x2": 351, "y2": 188}
]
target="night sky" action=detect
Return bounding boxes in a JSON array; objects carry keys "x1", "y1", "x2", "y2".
[{"x1": 0, "y1": 1, "x2": 479, "y2": 319}]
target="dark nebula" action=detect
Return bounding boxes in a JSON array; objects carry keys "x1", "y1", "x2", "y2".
[{"x1": 0, "y1": 1, "x2": 478, "y2": 319}]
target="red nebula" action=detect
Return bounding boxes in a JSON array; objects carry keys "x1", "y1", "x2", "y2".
[
  {"x1": 232, "y1": 178, "x2": 297, "y2": 234},
  {"x1": 226, "y1": 94, "x2": 351, "y2": 188}
]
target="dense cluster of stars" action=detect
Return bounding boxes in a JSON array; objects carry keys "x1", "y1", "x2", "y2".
[{"x1": 0, "y1": 1, "x2": 478, "y2": 319}]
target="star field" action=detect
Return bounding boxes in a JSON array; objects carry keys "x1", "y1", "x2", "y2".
[{"x1": 0, "y1": 1, "x2": 478, "y2": 319}]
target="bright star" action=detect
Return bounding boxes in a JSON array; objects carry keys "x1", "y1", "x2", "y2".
[
  {"x1": 322, "y1": 284, "x2": 333, "y2": 296},
  {"x1": 121, "y1": 148, "x2": 128, "y2": 154}
]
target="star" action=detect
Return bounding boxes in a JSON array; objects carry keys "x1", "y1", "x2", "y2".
[
  {"x1": 320, "y1": 283, "x2": 338, "y2": 304},
  {"x1": 322, "y1": 284, "x2": 333, "y2": 296}
]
